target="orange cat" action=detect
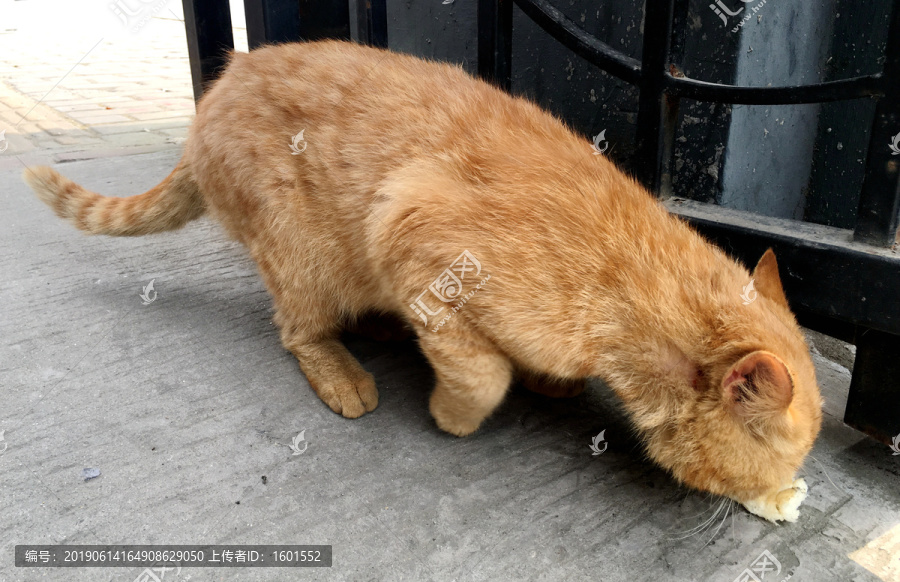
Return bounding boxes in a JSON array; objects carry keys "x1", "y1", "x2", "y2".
[{"x1": 24, "y1": 40, "x2": 822, "y2": 523}]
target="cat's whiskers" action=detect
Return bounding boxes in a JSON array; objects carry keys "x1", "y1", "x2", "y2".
[
  {"x1": 675, "y1": 492, "x2": 717, "y2": 523},
  {"x1": 807, "y1": 454, "x2": 847, "y2": 495},
  {"x1": 731, "y1": 498, "x2": 736, "y2": 545},
  {"x1": 700, "y1": 498, "x2": 733, "y2": 550},
  {"x1": 673, "y1": 503, "x2": 722, "y2": 540},
  {"x1": 668, "y1": 496, "x2": 730, "y2": 541}
]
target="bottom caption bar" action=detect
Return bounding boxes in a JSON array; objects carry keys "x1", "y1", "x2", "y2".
[{"x1": 15, "y1": 545, "x2": 332, "y2": 567}]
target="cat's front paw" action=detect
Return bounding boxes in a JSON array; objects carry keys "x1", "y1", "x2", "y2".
[
  {"x1": 742, "y1": 478, "x2": 808, "y2": 523},
  {"x1": 312, "y1": 371, "x2": 379, "y2": 419}
]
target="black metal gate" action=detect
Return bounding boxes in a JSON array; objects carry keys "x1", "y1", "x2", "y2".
[{"x1": 180, "y1": 0, "x2": 900, "y2": 443}]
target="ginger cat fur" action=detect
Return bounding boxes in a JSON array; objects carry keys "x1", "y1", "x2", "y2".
[{"x1": 24, "y1": 40, "x2": 823, "y2": 523}]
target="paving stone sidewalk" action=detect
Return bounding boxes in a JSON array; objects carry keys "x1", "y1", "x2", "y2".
[{"x1": 0, "y1": 2, "x2": 247, "y2": 164}]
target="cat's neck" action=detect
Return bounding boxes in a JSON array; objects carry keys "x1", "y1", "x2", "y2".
[{"x1": 553, "y1": 169, "x2": 749, "y2": 381}]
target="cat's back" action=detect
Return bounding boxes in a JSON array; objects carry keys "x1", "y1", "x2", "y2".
[
  {"x1": 197, "y1": 40, "x2": 492, "y2": 132},
  {"x1": 191, "y1": 40, "x2": 572, "y2": 174},
  {"x1": 185, "y1": 40, "x2": 586, "y2": 250}
]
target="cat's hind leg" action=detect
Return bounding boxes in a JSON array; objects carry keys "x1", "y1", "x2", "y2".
[
  {"x1": 419, "y1": 328, "x2": 513, "y2": 436},
  {"x1": 283, "y1": 333, "x2": 379, "y2": 419},
  {"x1": 256, "y1": 254, "x2": 378, "y2": 418}
]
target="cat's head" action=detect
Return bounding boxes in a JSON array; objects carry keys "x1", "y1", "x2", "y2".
[{"x1": 646, "y1": 250, "x2": 823, "y2": 522}]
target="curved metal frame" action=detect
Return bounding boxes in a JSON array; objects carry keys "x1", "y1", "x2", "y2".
[
  {"x1": 478, "y1": 0, "x2": 900, "y2": 249},
  {"x1": 511, "y1": 0, "x2": 642, "y2": 84},
  {"x1": 513, "y1": 0, "x2": 886, "y2": 104}
]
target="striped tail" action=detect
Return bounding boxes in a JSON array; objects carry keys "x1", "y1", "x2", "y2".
[{"x1": 23, "y1": 162, "x2": 205, "y2": 236}]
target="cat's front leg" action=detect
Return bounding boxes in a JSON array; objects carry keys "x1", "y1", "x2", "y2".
[
  {"x1": 287, "y1": 337, "x2": 379, "y2": 418},
  {"x1": 420, "y1": 330, "x2": 513, "y2": 436}
]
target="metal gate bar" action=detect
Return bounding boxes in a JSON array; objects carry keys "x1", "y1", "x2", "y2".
[
  {"x1": 182, "y1": 0, "x2": 234, "y2": 102},
  {"x1": 356, "y1": 0, "x2": 388, "y2": 48}
]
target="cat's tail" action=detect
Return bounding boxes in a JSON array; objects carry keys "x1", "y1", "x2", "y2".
[{"x1": 22, "y1": 162, "x2": 205, "y2": 236}]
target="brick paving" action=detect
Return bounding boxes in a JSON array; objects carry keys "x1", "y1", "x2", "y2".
[{"x1": 0, "y1": 0, "x2": 247, "y2": 163}]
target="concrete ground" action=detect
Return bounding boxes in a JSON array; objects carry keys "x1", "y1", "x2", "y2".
[
  {"x1": 2, "y1": 150, "x2": 900, "y2": 582},
  {"x1": 1, "y1": 1, "x2": 899, "y2": 581}
]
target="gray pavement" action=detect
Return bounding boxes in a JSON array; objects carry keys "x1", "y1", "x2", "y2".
[{"x1": 2, "y1": 149, "x2": 899, "y2": 581}]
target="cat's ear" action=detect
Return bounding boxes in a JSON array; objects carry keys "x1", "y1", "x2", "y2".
[
  {"x1": 722, "y1": 351, "x2": 794, "y2": 418},
  {"x1": 751, "y1": 249, "x2": 789, "y2": 308}
]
